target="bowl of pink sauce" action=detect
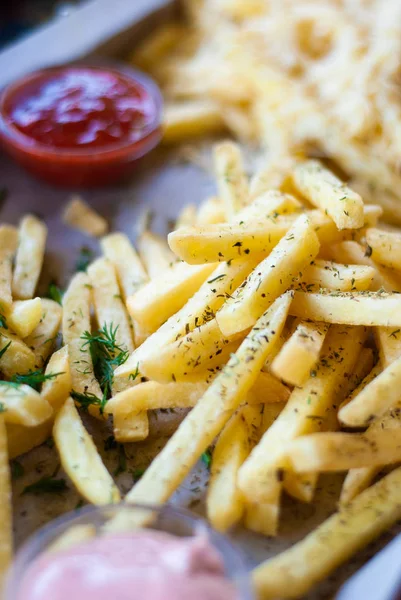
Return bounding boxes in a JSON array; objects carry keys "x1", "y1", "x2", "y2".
[{"x1": 5, "y1": 504, "x2": 253, "y2": 600}]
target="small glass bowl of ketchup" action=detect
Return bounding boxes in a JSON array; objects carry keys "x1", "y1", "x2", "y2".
[{"x1": 0, "y1": 64, "x2": 163, "y2": 187}]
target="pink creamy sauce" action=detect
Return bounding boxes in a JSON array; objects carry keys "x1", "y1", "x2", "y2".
[{"x1": 17, "y1": 531, "x2": 238, "y2": 600}]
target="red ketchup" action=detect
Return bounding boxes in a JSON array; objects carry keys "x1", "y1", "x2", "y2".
[{"x1": 0, "y1": 65, "x2": 162, "y2": 187}]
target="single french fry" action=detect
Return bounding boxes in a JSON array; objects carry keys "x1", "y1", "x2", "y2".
[
  {"x1": 0, "y1": 416, "x2": 12, "y2": 591},
  {"x1": 214, "y1": 141, "x2": 249, "y2": 218},
  {"x1": 290, "y1": 290, "x2": 401, "y2": 327},
  {"x1": 53, "y1": 398, "x2": 120, "y2": 505},
  {"x1": 292, "y1": 160, "x2": 364, "y2": 230},
  {"x1": 12, "y1": 215, "x2": 47, "y2": 300},
  {"x1": 271, "y1": 321, "x2": 329, "y2": 387},
  {"x1": 112, "y1": 410, "x2": 149, "y2": 444},
  {"x1": 137, "y1": 231, "x2": 176, "y2": 279},
  {"x1": 374, "y1": 326, "x2": 401, "y2": 368},
  {"x1": 41, "y1": 346, "x2": 71, "y2": 413},
  {"x1": 63, "y1": 196, "x2": 108, "y2": 237},
  {"x1": 243, "y1": 403, "x2": 285, "y2": 536},
  {"x1": 169, "y1": 203, "x2": 364, "y2": 265},
  {"x1": 250, "y1": 155, "x2": 296, "y2": 199},
  {"x1": 106, "y1": 381, "x2": 208, "y2": 417},
  {"x1": 299, "y1": 260, "x2": 375, "y2": 292},
  {"x1": 197, "y1": 196, "x2": 226, "y2": 226},
  {"x1": 7, "y1": 420, "x2": 52, "y2": 459},
  {"x1": 127, "y1": 262, "x2": 216, "y2": 333},
  {"x1": 163, "y1": 101, "x2": 225, "y2": 143},
  {"x1": 288, "y1": 430, "x2": 401, "y2": 472},
  {"x1": 253, "y1": 466, "x2": 401, "y2": 600},
  {"x1": 327, "y1": 240, "x2": 401, "y2": 292},
  {"x1": 25, "y1": 299, "x2": 62, "y2": 368},
  {"x1": 0, "y1": 383, "x2": 52, "y2": 427},
  {"x1": 207, "y1": 406, "x2": 256, "y2": 532},
  {"x1": 140, "y1": 318, "x2": 241, "y2": 383},
  {"x1": 62, "y1": 273, "x2": 103, "y2": 418},
  {"x1": 365, "y1": 227, "x2": 401, "y2": 271},
  {"x1": 7, "y1": 298, "x2": 42, "y2": 339},
  {"x1": 339, "y1": 354, "x2": 401, "y2": 427},
  {"x1": 100, "y1": 232, "x2": 148, "y2": 299},
  {"x1": 116, "y1": 257, "x2": 262, "y2": 379},
  {"x1": 119, "y1": 293, "x2": 292, "y2": 520},
  {"x1": 175, "y1": 204, "x2": 197, "y2": 229},
  {"x1": 88, "y1": 258, "x2": 134, "y2": 354},
  {"x1": 0, "y1": 329, "x2": 35, "y2": 376},
  {"x1": 238, "y1": 326, "x2": 367, "y2": 503},
  {"x1": 0, "y1": 225, "x2": 18, "y2": 312},
  {"x1": 339, "y1": 363, "x2": 381, "y2": 411},
  {"x1": 217, "y1": 215, "x2": 320, "y2": 335},
  {"x1": 236, "y1": 190, "x2": 302, "y2": 223}
]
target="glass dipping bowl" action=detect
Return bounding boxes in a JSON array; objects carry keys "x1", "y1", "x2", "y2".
[{"x1": 5, "y1": 503, "x2": 254, "y2": 600}]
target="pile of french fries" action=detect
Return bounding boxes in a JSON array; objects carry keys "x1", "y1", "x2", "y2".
[{"x1": 3, "y1": 142, "x2": 401, "y2": 597}]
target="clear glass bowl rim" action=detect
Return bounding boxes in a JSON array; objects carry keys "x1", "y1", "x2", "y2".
[{"x1": 5, "y1": 502, "x2": 254, "y2": 600}]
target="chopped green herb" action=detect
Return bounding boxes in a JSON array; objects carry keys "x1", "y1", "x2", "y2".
[
  {"x1": 207, "y1": 274, "x2": 227, "y2": 284},
  {"x1": 129, "y1": 364, "x2": 140, "y2": 382},
  {"x1": 0, "y1": 313, "x2": 8, "y2": 330},
  {"x1": 11, "y1": 369, "x2": 64, "y2": 392},
  {"x1": 390, "y1": 329, "x2": 400, "y2": 338},
  {"x1": 71, "y1": 390, "x2": 106, "y2": 413},
  {"x1": 47, "y1": 283, "x2": 63, "y2": 305},
  {"x1": 132, "y1": 468, "x2": 145, "y2": 481},
  {"x1": 11, "y1": 460, "x2": 24, "y2": 479},
  {"x1": 45, "y1": 437, "x2": 55, "y2": 449},
  {"x1": 75, "y1": 246, "x2": 94, "y2": 272},
  {"x1": 0, "y1": 341, "x2": 11, "y2": 360},
  {"x1": 201, "y1": 448, "x2": 212, "y2": 468},
  {"x1": 364, "y1": 244, "x2": 373, "y2": 258},
  {"x1": 22, "y1": 475, "x2": 68, "y2": 495}
]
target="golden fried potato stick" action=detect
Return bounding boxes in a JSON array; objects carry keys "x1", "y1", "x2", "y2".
[
  {"x1": 292, "y1": 160, "x2": 364, "y2": 230},
  {"x1": 113, "y1": 293, "x2": 292, "y2": 529},
  {"x1": 0, "y1": 225, "x2": 18, "y2": 312},
  {"x1": 54, "y1": 398, "x2": 120, "y2": 505},
  {"x1": 0, "y1": 416, "x2": 12, "y2": 592},
  {"x1": 12, "y1": 215, "x2": 47, "y2": 300},
  {"x1": 253, "y1": 466, "x2": 401, "y2": 599}
]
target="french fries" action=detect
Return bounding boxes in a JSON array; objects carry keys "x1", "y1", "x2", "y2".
[
  {"x1": 339, "y1": 355, "x2": 401, "y2": 427},
  {"x1": 62, "y1": 272, "x2": 103, "y2": 418},
  {"x1": 7, "y1": 298, "x2": 42, "y2": 339},
  {"x1": 41, "y1": 346, "x2": 71, "y2": 413},
  {"x1": 53, "y1": 398, "x2": 120, "y2": 505},
  {"x1": 287, "y1": 430, "x2": 401, "y2": 472},
  {"x1": 116, "y1": 256, "x2": 261, "y2": 379},
  {"x1": 0, "y1": 225, "x2": 18, "y2": 312},
  {"x1": 299, "y1": 260, "x2": 375, "y2": 292},
  {"x1": 292, "y1": 160, "x2": 364, "y2": 230},
  {"x1": 0, "y1": 383, "x2": 52, "y2": 427},
  {"x1": 238, "y1": 326, "x2": 366, "y2": 503},
  {"x1": 214, "y1": 141, "x2": 249, "y2": 218},
  {"x1": 217, "y1": 215, "x2": 320, "y2": 335},
  {"x1": 253, "y1": 466, "x2": 401, "y2": 599},
  {"x1": 163, "y1": 101, "x2": 225, "y2": 143},
  {"x1": 364, "y1": 227, "x2": 401, "y2": 271},
  {"x1": 122, "y1": 293, "x2": 292, "y2": 511},
  {"x1": 127, "y1": 262, "x2": 215, "y2": 333},
  {"x1": 0, "y1": 416, "x2": 12, "y2": 591},
  {"x1": 63, "y1": 196, "x2": 108, "y2": 237},
  {"x1": 25, "y1": 299, "x2": 62, "y2": 368},
  {"x1": 290, "y1": 290, "x2": 401, "y2": 327},
  {"x1": 100, "y1": 232, "x2": 147, "y2": 298},
  {"x1": 137, "y1": 231, "x2": 176, "y2": 278},
  {"x1": 0, "y1": 329, "x2": 35, "y2": 377},
  {"x1": 6, "y1": 421, "x2": 52, "y2": 459},
  {"x1": 12, "y1": 215, "x2": 47, "y2": 300},
  {"x1": 271, "y1": 321, "x2": 329, "y2": 387}
]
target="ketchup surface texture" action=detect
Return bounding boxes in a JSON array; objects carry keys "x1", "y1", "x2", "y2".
[
  {"x1": 16, "y1": 531, "x2": 238, "y2": 600},
  {"x1": 7, "y1": 67, "x2": 156, "y2": 150}
]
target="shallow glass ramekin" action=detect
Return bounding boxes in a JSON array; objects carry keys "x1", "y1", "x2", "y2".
[{"x1": 5, "y1": 503, "x2": 254, "y2": 600}]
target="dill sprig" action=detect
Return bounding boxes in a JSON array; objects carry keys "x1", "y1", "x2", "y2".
[
  {"x1": 72, "y1": 324, "x2": 129, "y2": 413},
  {"x1": 47, "y1": 282, "x2": 63, "y2": 305},
  {"x1": 0, "y1": 341, "x2": 11, "y2": 360},
  {"x1": 0, "y1": 313, "x2": 8, "y2": 330},
  {"x1": 11, "y1": 369, "x2": 65, "y2": 392}
]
